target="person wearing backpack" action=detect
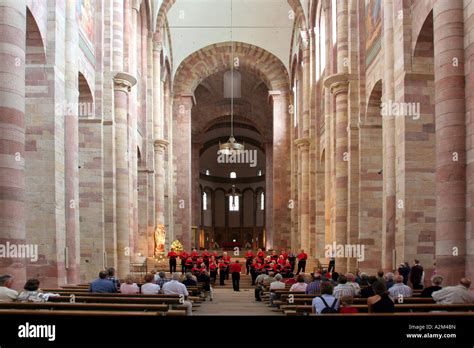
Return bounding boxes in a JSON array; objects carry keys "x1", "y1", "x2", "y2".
[{"x1": 312, "y1": 281, "x2": 340, "y2": 314}]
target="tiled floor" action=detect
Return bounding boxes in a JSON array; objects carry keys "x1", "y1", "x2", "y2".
[{"x1": 196, "y1": 288, "x2": 278, "y2": 316}]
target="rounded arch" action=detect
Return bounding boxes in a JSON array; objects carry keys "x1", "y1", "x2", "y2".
[
  {"x1": 287, "y1": 0, "x2": 308, "y2": 32},
  {"x1": 78, "y1": 72, "x2": 94, "y2": 118},
  {"x1": 365, "y1": 79, "x2": 383, "y2": 125},
  {"x1": 173, "y1": 42, "x2": 289, "y2": 96},
  {"x1": 155, "y1": 0, "x2": 175, "y2": 32},
  {"x1": 26, "y1": 7, "x2": 46, "y2": 65}
]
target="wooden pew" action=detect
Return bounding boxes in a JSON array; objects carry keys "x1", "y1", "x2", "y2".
[
  {"x1": 283, "y1": 303, "x2": 474, "y2": 315},
  {"x1": 0, "y1": 309, "x2": 169, "y2": 317},
  {"x1": 0, "y1": 302, "x2": 170, "y2": 313}
]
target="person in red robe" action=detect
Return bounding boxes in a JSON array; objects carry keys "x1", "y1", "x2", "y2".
[
  {"x1": 245, "y1": 250, "x2": 254, "y2": 275},
  {"x1": 185, "y1": 256, "x2": 194, "y2": 273},
  {"x1": 191, "y1": 248, "x2": 199, "y2": 261},
  {"x1": 222, "y1": 252, "x2": 231, "y2": 280},
  {"x1": 218, "y1": 259, "x2": 227, "y2": 285},
  {"x1": 229, "y1": 260, "x2": 242, "y2": 291},
  {"x1": 201, "y1": 249, "x2": 210, "y2": 268},
  {"x1": 280, "y1": 249, "x2": 288, "y2": 260},
  {"x1": 167, "y1": 248, "x2": 178, "y2": 274},
  {"x1": 257, "y1": 248, "x2": 265, "y2": 263},
  {"x1": 209, "y1": 260, "x2": 217, "y2": 284},
  {"x1": 179, "y1": 250, "x2": 189, "y2": 274},
  {"x1": 297, "y1": 249, "x2": 308, "y2": 274}
]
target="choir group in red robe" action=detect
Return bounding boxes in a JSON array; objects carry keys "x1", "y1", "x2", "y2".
[{"x1": 167, "y1": 248, "x2": 309, "y2": 286}]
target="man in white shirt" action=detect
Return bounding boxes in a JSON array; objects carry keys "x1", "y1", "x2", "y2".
[
  {"x1": 388, "y1": 275, "x2": 412, "y2": 301},
  {"x1": 0, "y1": 275, "x2": 18, "y2": 302},
  {"x1": 162, "y1": 273, "x2": 192, "y2": 315},
  {"x1": 432, "y1": 278, "x2": 474, "y2": 304},
  {"x1": 346, "y1": 273, "x2": 361, "y2": 296},
  {"x1": 333, "y1": 275, "x2": 356, "y2": 299},
  {"x1": 269, "y1": 274, "x2": 286, "y2": 306}
]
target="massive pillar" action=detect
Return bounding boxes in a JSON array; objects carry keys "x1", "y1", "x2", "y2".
[
  {"x1": 173, "y1": 95, "x2": 193, "y2": 250},
  {"x1": 465, "y1": 0, "x2": 474, "y2": 281},
  {"x1": 324, "y1": 0, "x2": 350, "y2": 272},
  {"x1": 152, "y1": 36, "x2": 168, "y2": 255},
  {"x1": 381, "y1": 0, "x2": 396, "y2": 272},
  {"x1": 270, "y1": 91, "x2": 291, "y2": 250},
  {"x1": 433, "y1": 0, "x2": 466, "y2": 285},
  {"x1": 0, "y1": 0, "x2": 27, "y2": 286},
  {"x1": 296, "y1": 39, "x2": 311, "y2": 254},
  {"x1": 64, "y1": 0, "x2": 80, "y2": 284},
  {"x1": 113, "y1": 72, "x2": 137, "y2": 277}
]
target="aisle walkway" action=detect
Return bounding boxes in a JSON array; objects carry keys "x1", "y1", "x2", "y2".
[{"x1": 196, "y1": 288, "x2": 279, "y2": 316}]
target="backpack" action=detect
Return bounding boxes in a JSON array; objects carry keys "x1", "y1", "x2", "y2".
[{"x1": 319, "y1": 296, "x2": 338, "y2": 314}]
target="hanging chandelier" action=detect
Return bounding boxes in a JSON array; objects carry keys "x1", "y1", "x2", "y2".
[{"x1": 219, "y1": 0, "x2": 244, "y2": 156}]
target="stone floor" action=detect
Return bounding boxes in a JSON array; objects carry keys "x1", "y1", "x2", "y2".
[{"x1": 196, "y1": 288, "x2": 279, "y2": 316}]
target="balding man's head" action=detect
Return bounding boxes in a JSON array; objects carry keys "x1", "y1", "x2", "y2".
[
  {"x1": 460, "y1": 278, "x2": 471, "y2": 289},
  {"x1": 172, "y1": 273, "x2": 181, "y2": 281},
  {"x1": 394, "y1": 275, "x2": 404, "y2": 283}
]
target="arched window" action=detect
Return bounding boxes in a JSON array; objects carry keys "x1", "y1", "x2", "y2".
[
  {"x1": 229, "y1": 195, "x2": 239, "y2": 211},
  {"x1": 260, "y1": 192, "x2": 265, "y2": 210},
  {"x1": 202, "y1": 192, "x2": 208, "y2": 211},
  {"x1": 257, "y1": 169, "x2": 262, "y2": 176},
  {"x1": 230, "y1": 171, "x2": 237, "y2": 179}
]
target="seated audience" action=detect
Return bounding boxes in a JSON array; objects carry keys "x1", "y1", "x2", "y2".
[
  {"x1": 345, "y1": 273, "x2": 361, "y2": 296},
  {"x1": 162, "y1": 273, "x2": 193, "y2": 315},
  {"x1": 197, "y1": 270, "x2": 213, "y2": 301},
  {"x1": 0, "y1": 274, "x2": 18, "y2": 302},
  {"x1": 312, "y1": 281, "x2": 339, "y2": 314},
  {"x1": 269, "y1": 274, "x2": 286, "y2": 306},
  {"x1": 388, "y1": 275, "x2": 412, "y2": 301},
  {"x1": 432, "y1": 278, "x2": 474, "y2": 304},
  {"x1": 182, "y1": 273, "x2": 198, "y2": 286},
  {"x1": 141, "y1": 273, "x2": 161, "y2": 294},
  {"x1": 367, "y1": 280, "x2": 394, "y2": 313},
  {"x1": 155, "y1": 271, "x2": 170, "y2": 288},
  {"x1": 360, "y1": 276, "x2": 377, "y2": 298},
  {"x1": 420, "y1": 275, "x2": 443, "y2": 298},
  {"x1": 289, "y1": 274, "x2": 308, "y2": 292},
  {"x1": 333, "y1": 275, "x2": 356, "y2": 299},
  {"x1": 17, "y1": 279, "x2": 47, "y2": 302},
  {"x1": 306, "y1": 273, "x2": 322, "y2": 295},
  {"x1": 358, "y1": 273, "x2": 369, "y2": 287},
  {"x1": 376, "y1": 270, "x2": 385, "y2": 284},
  {"x1": 339, "y1": 295, "x2": 358, "y2": 313},
  {"x1": 89, "y1": 271, "x2": 117, "y2": 293},
  {"x1": 384, "y1": 272, "x2": 395, "y2": 289},
  {"x1": 120, "y1": 274, "x2": 139, "y2": 295},
  {"x1": 106, "y1": 267, "x2": 120, "y2": 290},
  {"x1": 263, "y1": 272, "x2": 275, "y2": 287}
]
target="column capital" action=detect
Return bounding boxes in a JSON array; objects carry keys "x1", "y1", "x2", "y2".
[
  {"x1": 113, "y1": 72, "x2": 137, "y2": 92},
  {"x1": 154, "y1": 138, "x2": 169, "y2": 151},
  {"x1": 323, "y1": 73, "x2": 356, "y2": 95},
  {"x1": 294, "y1": 137, "x2": 311, "y2": 149}
]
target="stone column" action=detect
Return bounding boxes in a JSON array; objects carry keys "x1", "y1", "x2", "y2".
[
  {"x1": 64, "y1": 0, "x2": 80, "y2": 284},
  {"x1": 0, "y1": 0, "x2": 27, "y2": 286},
  {"x1": 173, "y1": 95, "x2": 193, "y2": 250},
  {"x1": 381, "y1": 0, "x2": 396, "y2": 272},
  {"x1": 297, "y1": 36, "x2": 311, "y2": 255},
  {"x1": 328, "y1": 77, "x2": 349, "y2": 273},
  {"x1": 269, "y1": 91, "x2": 291, "y2": 250},
  {"x1": 433, "y1": 0, "x2": 466, "y2": 285},
  {"x1": 465, "y1": 0, "x2": 474, "y2": 281},
  {"x1": 326, "y1": 0, "x2": 350, "y2": 273},
  {"x1": 113, "y1": 72, "x2": 137, "y2": 278}
]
